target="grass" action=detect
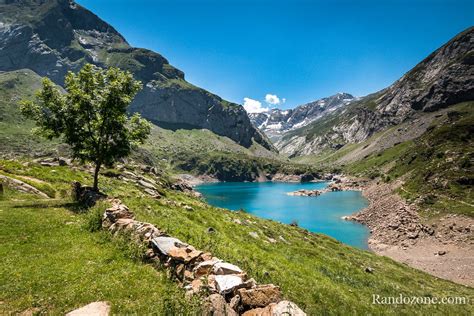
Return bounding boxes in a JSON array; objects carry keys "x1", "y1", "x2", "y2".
[
  {"x1": 344, "y1": 102, "x2": 474, "y2": 217},
  {"x1": 1, "y1": 159, "x2": 473, "y2": 315},
  {"x1": 0, "y1": 199, "x2": 201, "y2": 315}
]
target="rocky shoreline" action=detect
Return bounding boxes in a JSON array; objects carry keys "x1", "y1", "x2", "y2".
[{"x1": 342, "y1": 177, "x2": 474, "y2": 287}]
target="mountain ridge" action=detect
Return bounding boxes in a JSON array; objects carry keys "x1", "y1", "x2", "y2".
[
  {"x1": 249, "y1": 92, "x2": 355, "y2": 142},
  {"x1": 0, "y1": 0, "x2": 273, "y2": 150},
  {"x1": 276, "y1": 27, "x2": 474, "y2": 157}
]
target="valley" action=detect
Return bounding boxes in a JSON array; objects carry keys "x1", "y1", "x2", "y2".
[{"x1": 0, "y1": 0, "x2": 472, "y2": 315}]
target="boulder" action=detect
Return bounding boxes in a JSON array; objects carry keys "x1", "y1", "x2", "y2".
[
  {"x1": 238, "y1": 284, "x2": 282, "y2": 308},
  {"x1": 66, "y1": 301, "x2": 110, "y2": 316}
]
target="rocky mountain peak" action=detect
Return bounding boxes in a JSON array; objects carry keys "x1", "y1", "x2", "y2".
[{"x1": 249, "y1": 92, "x2": 355, "y2": 141}]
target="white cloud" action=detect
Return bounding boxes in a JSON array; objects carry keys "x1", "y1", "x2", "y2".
[
  {"x1": 265, "y1": 94, "x2": 285, "y2": 105},
  {"x1": 243, "y1": 97, "x2": 269, "y2": 113}
]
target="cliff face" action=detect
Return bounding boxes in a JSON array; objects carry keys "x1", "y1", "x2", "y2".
[
  {"x1": 0, "y1": 0, "x2": 273, "y2": 150},
  {"x1": 276, "y1": 27, "x2": 474, "y2": 156}
]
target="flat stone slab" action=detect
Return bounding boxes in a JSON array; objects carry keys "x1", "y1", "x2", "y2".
[
  {"x1": 214, "y1": 275, "x2": 244, "y2": 294},
  {"x1": 66, "y1": 301, "x2": 110, "y2": 316},
  {"x1": 213, "y1": 262, "x2": 243, "y2": 275},
  {"x1": 151, "y1": 236, "x2": 187, "y2": 255}
]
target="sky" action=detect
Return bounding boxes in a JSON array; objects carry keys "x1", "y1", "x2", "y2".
[{"x1": 77, "y1": 0, "x2": 473, "y2": 112}]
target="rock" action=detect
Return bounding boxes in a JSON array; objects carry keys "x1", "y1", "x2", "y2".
[
  {"x1": 194, "y1": 258, "x2": 221, "y2": 278},
  {"x1": 438, "y1": 250, "x2": 447, "y2": 256},
  {"x1": 71, "y1": 181, "x2": 106, "y2": 206},
  {"x1": 184, "y1": 205, "x2": 194, "y2": 211},
  {"x1": 243, "y1": 300, "x2": 306, "y2": 316},
  {"x1": 271, "y1": 301, "x2": 306, "y2": 316},
  {"x1": 205, "y1": 294, "x2": 238, "y2": 316},
  {"x1": 233, "y1": 219, "x2": 242, "y2": 225},
  {"x1": 108, "y1": 218, "x2": 135, "y2": 233},
  {"x1": 103, "y1": 201, "x2": 134, "y2": 227},
  {"x1": 138, "y1": 179, "x2": 156, "y2": 190},
  {"x1": 151, "y1": 236, "x2": 187, "y2": 256},
  {"x1": 0, "y1": 175, "x2": 49, "y2": 198},
  {"x1": 213, "y1": 262, "x2": 243, "y2": 275},
  {"x1": 207, "y1": 227, "x2": 216, "y2": 233},
  {"x1": 66, "y1": 301, "x2": 110, "y2": 316},
  {"x1": 238, "y1": 284, "x2": 282, "y2": 308},
  {"x1": 211, "y1": 275, "x2": 245, "y2": 294},
  {"x1": 249, "y1": 232, "x2": 259, "y2": 239},
  {"x1": 229, "y1": 294, "x2": 241, "y2": 311},
  {"x1": 168, "y1": 245, "x2": 203, "y2": 263},
  {"x1": 287, "y1": 189, "x2": 321, "y2": 197}
]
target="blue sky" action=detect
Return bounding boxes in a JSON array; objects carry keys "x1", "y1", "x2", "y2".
[{"x1": 78, "y1": 0, "x2": 473, "y2": 111}]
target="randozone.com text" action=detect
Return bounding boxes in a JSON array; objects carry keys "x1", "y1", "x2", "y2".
[{"x1": 373, "y1": 294, "x2": 469, "y2": 305}]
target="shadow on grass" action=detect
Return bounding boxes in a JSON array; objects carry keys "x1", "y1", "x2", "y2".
[{"x1": 7, "y1": 199, "x2": 91, "y2": 214}]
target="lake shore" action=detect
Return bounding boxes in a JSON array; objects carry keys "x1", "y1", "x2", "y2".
[{"x1": 344, "y1": 177, "x2": 474, "y2": 287}]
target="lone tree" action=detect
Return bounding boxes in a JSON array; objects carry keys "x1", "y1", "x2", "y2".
[{"x1": 21, "y1": 63, "x2": 151, "y2": 191}]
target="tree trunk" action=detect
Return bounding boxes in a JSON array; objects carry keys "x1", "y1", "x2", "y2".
[{"x1": 93, "y1": 162, "x2": 101, "y2": 191}]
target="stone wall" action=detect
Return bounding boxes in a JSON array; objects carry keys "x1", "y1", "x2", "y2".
[{"x1": 102, "y1": 199, "x2": 306, "y2": 315}]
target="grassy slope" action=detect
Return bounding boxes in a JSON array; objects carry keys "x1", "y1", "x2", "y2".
[
  {"x1": 344, "y1": 102, "x2": 473, "y2": 217},
  {"x1": 0, "y1": 70, "x2": 60, "y2": 155},
  {"x1": 0, "y1": 160, "x2": 473, "y2": 315}
]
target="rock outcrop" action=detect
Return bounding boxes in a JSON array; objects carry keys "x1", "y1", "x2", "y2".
[
  {"x1": 0, "y1": 0, "x2": 273, "y2": 150},
  {"x1": 101, "y1": 199, "x2": 306, "y2": 315}
]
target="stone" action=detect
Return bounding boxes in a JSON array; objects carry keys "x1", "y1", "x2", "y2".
[
  {"x1": 438, "y1": 250, "x2": 447, "y2": 256},
  {"x1": 249, "y1": 232, "x2": 259, "y2": 239},
  {"x1": 151, "y1": 236, "x2": 187, "y2": 256},
  {"x1": 365, "y1": 267, "x2": 374, "y2": 273},
  {"x1": 243, "y1": 300, "x2": 306, "y2": 316},
  {"x1": 108, "y1": 218, "x2": 135, "y2": 233},
  {"x1": 205, "y1": 294, "x2": 238, "y2": 316},
  {"x1": 168, "y1": 245, "x2": 203, "y2": 263},
  {"x1": 212, "y1": 275, "x2": 244, "y2": 294},
  {"x1": 271, "y1": 300, "x2": 306, "y2": 316},
  {"x1": 213, "y1": 262, "x2": 243, "y2": 275},
  {"x1": 229, "y1": 294, "x2": 241, "y2": 310},
  {"x1": 137, "y1": 179, "x2": 156, "y2": 190},
  {"x1": 194, "y1": 258, "x2": 221, "y2": 278},
  {"x1": 238, "y1": 284, "x2": 282, "y2": 308},
  {"x1": 66, "y1": 301, "x2": 110, "y2": 316},
  {"x1": 184, "y1": 205, "x2": 194, "y2": 211},
  {"x1": 0, "y1": 175, "x2": 49, "y2": 198}
]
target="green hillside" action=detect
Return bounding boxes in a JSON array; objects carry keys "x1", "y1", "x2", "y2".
[{"x1": 1, "y1": 160, "x2": 473, "y2": 315}]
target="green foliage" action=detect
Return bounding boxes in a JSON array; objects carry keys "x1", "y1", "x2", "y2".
[{"x1": 20, "y1": 64, "x2": 151, "y2": 189}]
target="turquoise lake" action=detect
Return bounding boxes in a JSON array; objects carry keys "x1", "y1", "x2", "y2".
[{"x1": 196, "y1": 181, "x2": 370, "y2": 249}]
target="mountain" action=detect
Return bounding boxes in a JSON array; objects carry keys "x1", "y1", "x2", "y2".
[
  {"x1": 277, "y1": 27, "x2": 474, "y2": 157},
  {"x1": 0, "y1": 0, "x2": 272, "y2": 150},
  {"x1": 249, "y1": 93, "x2": 354, "y2": 142}
]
